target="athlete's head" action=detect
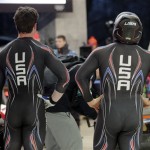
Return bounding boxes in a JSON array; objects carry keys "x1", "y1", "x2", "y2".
[
  {"x1": 13, "y1": 6, "x2": 39, "y2": 34},
  {"x1": 113, "y1": 12, "x2": 143, "y2": 44}
]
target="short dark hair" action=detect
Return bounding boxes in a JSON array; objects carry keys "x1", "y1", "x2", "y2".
[
  {"x1": 56, "y1": 35, "x2": 67, "y2": 41},
  {"x1": 13, "y1": 6, "x2": 39, "y2": 33}
]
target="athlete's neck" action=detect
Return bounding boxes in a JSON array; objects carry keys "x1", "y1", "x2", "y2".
[{"x1": 18, "y1": 32, "x2": 34, "y2": 38}]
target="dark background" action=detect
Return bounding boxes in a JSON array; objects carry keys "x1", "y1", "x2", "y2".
[
  {"x1": 0, "y1": 0, "x2": 150, "y2": 49},
  {"x1": 87, "y1": 0, "x2": 150, "y2": 49},
  {"x1": 0, "y1": 0, "x2": 73, "y2": 40}
]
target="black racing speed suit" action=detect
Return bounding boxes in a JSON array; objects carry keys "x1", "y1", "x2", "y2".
[
  {"x1": 76, "y1": 42, "x2": 150, "y2": 150},
  {"x1": 0, "y1": 37, "x2": 69, "y2": 150}
]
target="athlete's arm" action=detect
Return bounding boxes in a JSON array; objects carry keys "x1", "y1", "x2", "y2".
[
  {"x1": 75, "y1": 50, "x2": 99, "y2": 102},
  {"x1": 44, "y1": 48, "x2": 70, "y2": 102}
]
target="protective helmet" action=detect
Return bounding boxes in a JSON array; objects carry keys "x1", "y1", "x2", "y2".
[{"x1": 113, "y1": 12, "x2": 143, "y2": 44}]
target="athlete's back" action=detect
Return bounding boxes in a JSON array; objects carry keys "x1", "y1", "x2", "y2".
[
  {"x1": 0, "y1": 37, "x2": 69, "y2": 149},
  {"x1": 98, "y1": 43, "x2": 150, "y2": 98},
  {"x1": 2, "y1": 38, "x2": 46, "y2": 94},
  {"x1": 76, "y1": 42, "x2": 150, "y2": 106}
]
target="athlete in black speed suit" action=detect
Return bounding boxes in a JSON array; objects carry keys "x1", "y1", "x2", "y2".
[
  {"x1": 76, "y1": 12, "x2": 150, "y2": 149},
  {"x1": 0, "y1": 7, "x2": 69, "y2": 150}
]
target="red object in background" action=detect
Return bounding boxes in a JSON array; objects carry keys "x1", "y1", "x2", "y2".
[
  {"x1": 4, "y1": 91, "x2": 8, "y2": 97},
  {"x1": 88, "y1": 36, "x2": 98, "y2": 47},
  {"x1": 33, "y1": 32, "x2": 40, "y2": 41},
  {"x1": 143, "y1": 115, "x2": 150, "y2": 119}
]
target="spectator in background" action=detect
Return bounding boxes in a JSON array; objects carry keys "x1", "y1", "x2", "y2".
[
  {"x1": 141, "y1": 73, "x2": 150, "y2": 107},
  {"x1": 54, "y1": 35, "x2": 77, "y2": 57},
  {"x1": 146, "y1": 73, "x2": 150, "y2": 98},
  {"x1": 54, "y1": 35, "x2": 79, "y2": 126}
]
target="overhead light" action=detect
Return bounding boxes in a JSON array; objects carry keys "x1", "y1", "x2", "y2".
[
  {"x1": 54, "y1": 5, "x2": 65, "y2": 11},
  {"x1": 0, "y1": 0, "x2": 66, "y2": 4}
]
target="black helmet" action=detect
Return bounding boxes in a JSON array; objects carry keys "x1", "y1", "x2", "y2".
[{"x1": 113, "y1": 12, "x2": 143, "y2": 44}]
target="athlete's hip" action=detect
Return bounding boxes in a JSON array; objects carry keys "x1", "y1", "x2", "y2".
[{"x1": 97, "y1": 104, "x2": 142, "y2": 133}]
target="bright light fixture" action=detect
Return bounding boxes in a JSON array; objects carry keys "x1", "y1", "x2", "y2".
[{"x1": 0, "y1": 0, "x2": 66, "y2": 4}]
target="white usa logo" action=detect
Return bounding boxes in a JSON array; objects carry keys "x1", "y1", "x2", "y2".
[
  {"x1": 15, "y1": 52, "x2": 27, "y2": 86},
  {"x1": 117, "y1": 55, "x2": 131, "y2": 91}
]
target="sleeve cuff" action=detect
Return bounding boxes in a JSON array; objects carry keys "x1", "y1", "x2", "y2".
[{"x1": 50, "y1": 97, "x2": 57, "y2": 105}]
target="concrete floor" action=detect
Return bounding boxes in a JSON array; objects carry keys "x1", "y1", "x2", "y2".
[{"x1": 80, "y1": 118, "x2": 94, "y2": 150}]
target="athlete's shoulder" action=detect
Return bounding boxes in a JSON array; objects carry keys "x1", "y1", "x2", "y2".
[
  {"x1": 0, "y1": 39, "x2": 17, "y2": 55},
  {"x1": 136, "y1": 45, "x2": 150, "y2": 55},
  {"x1": 92, "y1": 43, "x2": 116, "y2": 55},
  {"x1": 30, "y1": 39, "x2": 53, "y2": 53}
]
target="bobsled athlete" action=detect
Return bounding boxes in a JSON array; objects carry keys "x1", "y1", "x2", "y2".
[
  {"x1": 0, "y1": 6, "x2": 69, "y2": 150},
  {"x1": 76, "y1": 12, "x2": 150, "y2": 150}
]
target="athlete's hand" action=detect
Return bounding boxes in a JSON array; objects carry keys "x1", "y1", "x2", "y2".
[
  {"x1": 37, "y1": 94, "x2": 56, "y2": 109},
  {"x1": 88, "y1": 99, "x2": 100, "y2": 112},
  {"x1": 88, "y1": 95, "x2": 104, "y2": 112}
]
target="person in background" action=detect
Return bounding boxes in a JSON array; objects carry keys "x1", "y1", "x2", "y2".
[
  {"x1": 145, "y1": 73, "x2": 150, "y2": 98},
  {"x1": 40, "y1": 51, "x2": 101, "y2": 150},
  {"x1": 54, "y1": 35, "x2": 81, "y2": 126},
  {"x1": 54, "y1": 35, "x2": 77, "y2": 57},
  {"x1": 141, "y1": 95, "x2": 150, "y2": 107},
  {"x1": 141, "y1": 74, "x2": 150, "y2": 107}
]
